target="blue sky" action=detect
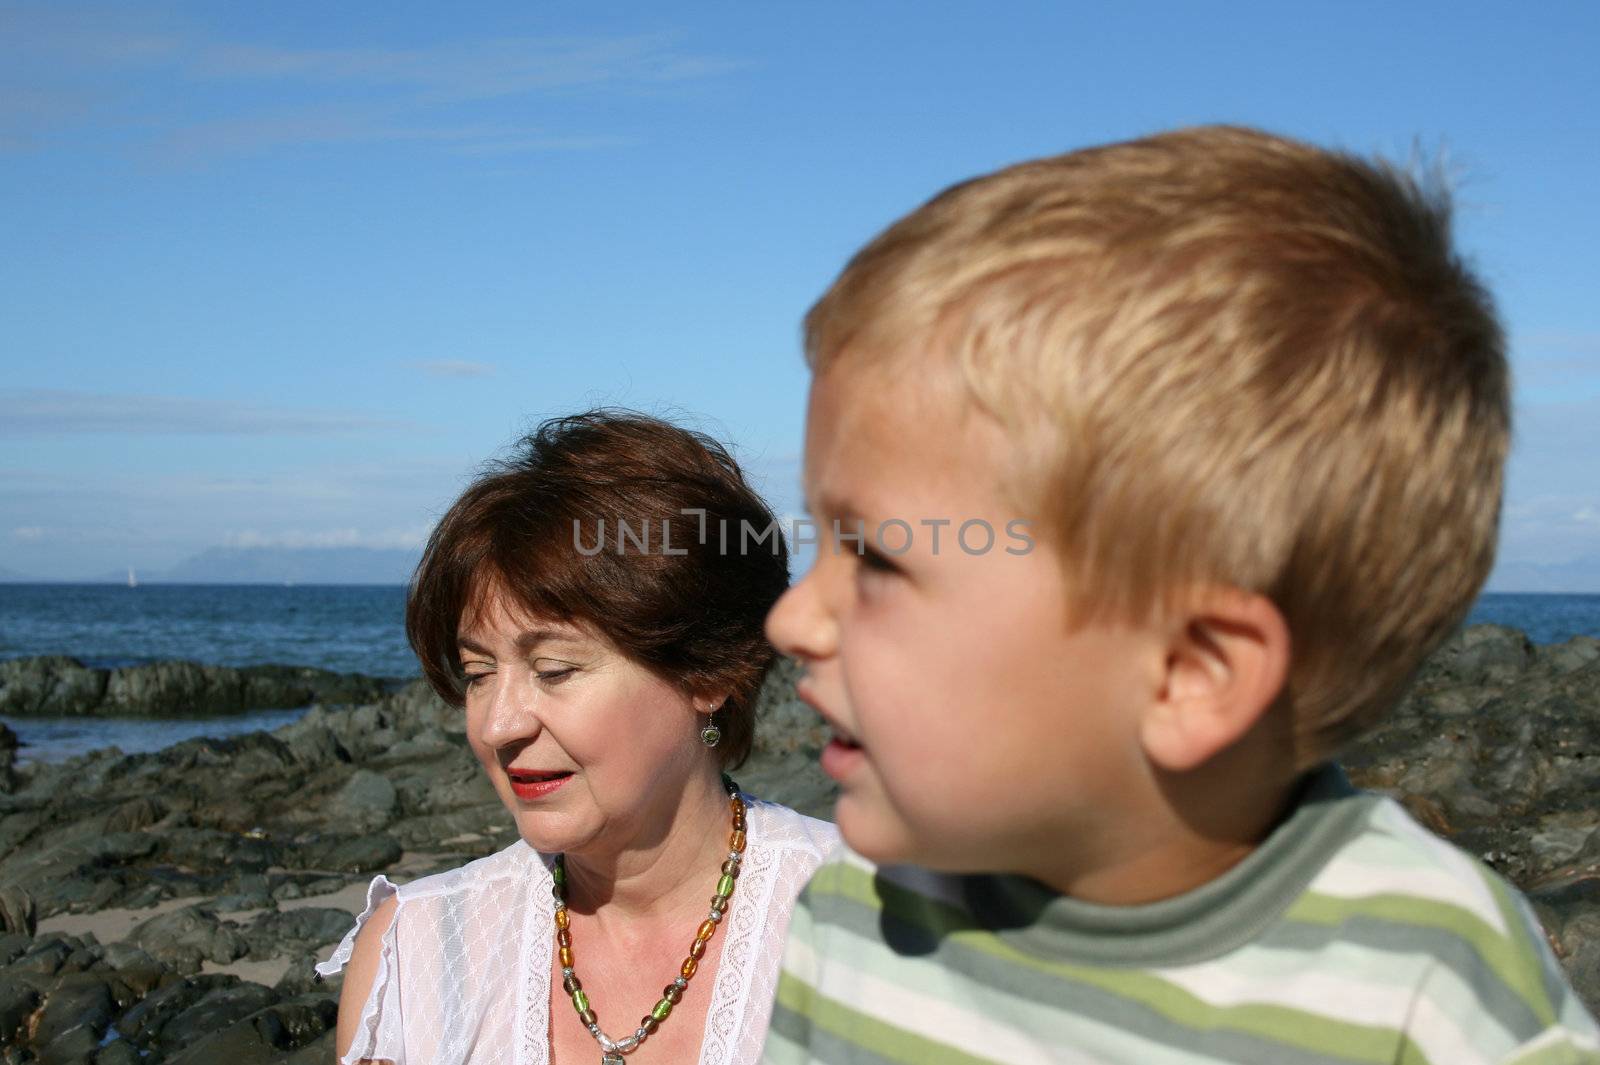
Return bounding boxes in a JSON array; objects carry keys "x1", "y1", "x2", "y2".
[{"x1": 2, "y1": 2, "x2": 1597, "y2": 588}]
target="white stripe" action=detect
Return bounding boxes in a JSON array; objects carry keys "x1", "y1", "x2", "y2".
[
  {"x1": 783, "y1": 933, "x2": 1102, "y2": 1065},
  {"x1": 1312, "y1": 802, "x2": 1506, "y2": 933}
]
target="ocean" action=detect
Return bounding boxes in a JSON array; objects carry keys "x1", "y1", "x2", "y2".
[{"x1": 2, "y1": 584, "x2": 1598, "y2": 764}]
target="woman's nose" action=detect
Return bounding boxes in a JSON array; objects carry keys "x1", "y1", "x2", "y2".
[
  {"x1": 474, "y1": 672, "x2": 542, "y2": 750},
  {"x1": 765, "y1": 564, "x2": 839, "y2": 663}
]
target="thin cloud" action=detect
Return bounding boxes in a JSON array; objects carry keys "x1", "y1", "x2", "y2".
[
  {"x1": 223, "y1": 526, "x2": 430, "y2": 551},
  {"x1": 193, "y1": 34, "x2": 745, "y2": 102},
  {"x1": 1, "y1": 10, "x2": 743, "y2": 160},
  {"x1": 0, "y1": 388, "x2": 414, "y2": 436},
  {"x1": 411, "y1": 360, "x2": 497, "y2": 379}
]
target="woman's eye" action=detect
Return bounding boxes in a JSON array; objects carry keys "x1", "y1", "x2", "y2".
[
  {"x1": 536, "y1": 665, "x2": 577, "y2": 683},
  {"x1": 462, "y1": 670, "x2": 493, "y2": 689}
]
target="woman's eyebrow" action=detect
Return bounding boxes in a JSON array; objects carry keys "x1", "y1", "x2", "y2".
[{"x1": 456, "y1": 630, "x2": 585, "y2": 657}]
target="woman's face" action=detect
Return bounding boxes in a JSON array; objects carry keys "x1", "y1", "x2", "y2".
[{"x1": 457, "y1": 582, "x2": 711, "y2": 858}]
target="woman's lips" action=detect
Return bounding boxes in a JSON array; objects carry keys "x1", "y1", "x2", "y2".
[{"x1": 506, "y1": 769, "x2": 572, "y2": 801}]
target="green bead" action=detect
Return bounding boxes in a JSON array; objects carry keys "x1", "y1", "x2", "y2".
[
  {"x1": 572, "y1": 989, "x2": 589, "y2": 1013},
  {"x1": 717, "y1": 873, "x2": 735, "y2": 896},
  {"x1": 553, "y1": 862, "x2": 566, "y2": 885},
  {"x1": 651, "y1": 999, "x2": 673, "y2": 1021}
]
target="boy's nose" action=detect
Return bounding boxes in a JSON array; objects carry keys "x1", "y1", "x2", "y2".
[{"x1": 766, "y1": 566, "x2": 838, "y2": 663}]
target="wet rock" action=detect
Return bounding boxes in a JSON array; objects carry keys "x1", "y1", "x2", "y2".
[
  {"x1": 152, "y1": 981, "x2": 279, "y2": 1057},
  {"x1": 31, "y1": 975, "x2": 115, "y2": 1049},
  {"x1": 160, "y1": 994, "x2": 339, "y2": 1063},
  {"x1": 241, "y1": 907, "x2": 358, "y2": 960},
  {"x1": 115, "y1": 973, "x2": 237, "y2": 1046},
  {"x1": 294, "y1": 832, "x2": 402, "y2": 873},
  {"x1": 328, "y1": 768, "x2": 397, "y2": 830},
  {"x1": 128, "y1": 904, "x2": 247, "y2": 967},
  {"x1": 0, "y1": 983, "x2": 37, "y2": 1047},
  {"x1": 0, "y1": 886, "x2": 35, "y2": 937},
  {"x1": 0, "y1": 655, "x2": 391, "y2": 718}
]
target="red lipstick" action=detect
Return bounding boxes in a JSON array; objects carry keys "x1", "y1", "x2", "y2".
[{"x1": 506, "y1": 768, "x2": 572, "y2": 801}]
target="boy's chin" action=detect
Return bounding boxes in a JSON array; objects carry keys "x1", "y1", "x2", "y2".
[{"x1": 834, "y1": 792, "x2": 936, "y2": 868}]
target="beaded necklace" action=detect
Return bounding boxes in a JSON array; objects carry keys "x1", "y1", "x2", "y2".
[{"x1": 553, "y1": 775, "x2": 747, "y2": 1064}]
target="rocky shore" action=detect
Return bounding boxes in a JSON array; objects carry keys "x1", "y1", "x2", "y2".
[
  {"x1": 0, "y1": 658, "x2": 394, "y2": 719},
  {"x1": 0, "y1": 626, "x2": 1596, "y2": 1061}
]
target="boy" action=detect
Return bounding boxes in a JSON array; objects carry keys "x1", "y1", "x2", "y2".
[{"x1": 761, "y1": 126, "x2": 1599, "y2": 1063}]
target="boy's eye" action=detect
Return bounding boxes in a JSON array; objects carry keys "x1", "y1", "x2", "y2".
[{"x1": 857, "y1": 546, "x2": 898, "y2": 575}]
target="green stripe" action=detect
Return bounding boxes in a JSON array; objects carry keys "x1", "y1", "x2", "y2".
[
  {"x1": 1479, "y1": 868, "x2": 1559, "y2": 1028},
  {"x1": 805, "y1": 867, "x2": 1415, "y2": 1063},
  {"x1": 773, "y1": 970, "x2": 998, "y2": 1065},
  {"x1": 1288, "y1": 888, "x2": 1553, "y2": 1028},
  {"x1": 1504, "y1": 1035, "x2": 1600, "y2": 1065}
]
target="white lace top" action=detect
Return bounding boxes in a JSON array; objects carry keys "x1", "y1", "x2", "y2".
[{"x1": 316, "y1": 796, "x2": 839, "y2": 1065}]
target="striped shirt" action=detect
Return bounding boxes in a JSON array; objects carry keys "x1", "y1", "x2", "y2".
[{"x1": 762, "y1": 765, "x2": 1600, "y2": 1064}]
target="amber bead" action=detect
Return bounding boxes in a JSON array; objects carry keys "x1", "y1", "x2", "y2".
[
  {"x1": 710, "y1": 895, "x2": 729, "y2": 914},
  {"x1": 730, "y1": 830, "x2": 746, "y2": 853},
  {"x1": 557, "y1": 928, "x2": 571, "y2": 948},
  {"x1": 689, "y1": 938, "x2": 707, "y2": 960},
  {"x1": 559, "y1": 946, "x2": 574, "y2": 967},
  {"x1": 680, "y1": 957, "x2": 698, "y2": 980},
  {"x1": 555, "y1": 909, "x2": 569, "y2": 930},
  {"x1": 729, "y1": 798, "x2": 743, "y2": 814},
  {"x1": 579, "y1": 1007, "x2": 597, "y2": 1027},
  {"x1": 696, "y1": 919, "x2": 717, "y2": 942},
  {"x1": 664, "y1": 984, "x2": 684, "y2": 1005},
  {"x1": 641, "y1": 1016, "x2": 660, "y2": 1035},
  {"x1": 721, "y1": 859, "x2": 741, "y2": 878}
]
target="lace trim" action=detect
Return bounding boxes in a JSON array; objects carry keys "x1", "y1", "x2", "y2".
[
  {"x1": 696, "y1": 795, "x2": 782, "y2": 1065},
  {"x1": 316, "y1": 873, "x2": 401, "y2": 1065},
  {"x1": 520, "y1": 844, "x2": 558, "y2": 1065}
]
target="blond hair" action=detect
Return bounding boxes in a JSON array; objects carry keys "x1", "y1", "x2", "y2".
[{"x1": 805, "y1": 125, "x2": 1509, "y2": 763}]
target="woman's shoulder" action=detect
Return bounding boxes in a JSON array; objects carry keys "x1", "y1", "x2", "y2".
[
  {"x1": 391, "y1": 836, "x2": 550, "y2": 903},
  {"x1": 740, "y1": 794, "x2": 841, "y2": 861}
]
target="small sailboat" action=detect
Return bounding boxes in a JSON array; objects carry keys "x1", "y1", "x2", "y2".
[{"x1": 127, "y1": 567, "x2": 138, "y2": 588}]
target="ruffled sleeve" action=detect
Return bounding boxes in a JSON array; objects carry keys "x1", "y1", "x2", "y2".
[{"x1": 316, "y1": 874, "x2": 405, "y2": 1064}]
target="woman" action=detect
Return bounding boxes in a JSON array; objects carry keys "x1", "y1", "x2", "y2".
[{"x1": 318, "y1": 410, "x2": 838, "y2": 1065}]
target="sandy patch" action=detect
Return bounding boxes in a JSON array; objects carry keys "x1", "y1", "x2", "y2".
[{"x1": 32, "y1": 850, "x2": 451, "y2": 983}]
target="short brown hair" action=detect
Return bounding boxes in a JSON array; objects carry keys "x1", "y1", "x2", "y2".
[
  {"x1": 406, "y1": 409, "x2": 789, "y2": 768},
  {"x1": 805, "y1": 125, "x2": 1509, "y2": 763}
]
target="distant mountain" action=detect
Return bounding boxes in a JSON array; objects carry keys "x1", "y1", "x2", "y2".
[
  {"x1": 1485, "y1": 555, "x2": 1600, "y2": 595},
  {"x1": 160, "y1": 546, "x2": 418, "y2": 585}
]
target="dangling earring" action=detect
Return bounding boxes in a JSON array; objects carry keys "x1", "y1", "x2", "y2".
[{"x1": 700, "y1": 702, "x2": 723, "y2": 748}]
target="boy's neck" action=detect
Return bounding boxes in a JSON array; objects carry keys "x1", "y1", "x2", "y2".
[{"x1": 1036, "y1": 744, "x2": 1309, "y2": 907}]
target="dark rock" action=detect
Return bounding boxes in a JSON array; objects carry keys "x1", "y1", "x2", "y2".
[
  {"x1": 31, "y1": 975, "x2": 115, "y2": 1049},
  {"x1": 115, "y1": 973, "x2": 238, "y2": 1045},
  {"x1": 0, "y1": 982, "x2": 38, "y2": 1047},
  {"x1": 327, "y1": 768, "x2": 397, "y2": 830},
  {"x1": 154, "y1": 981, "x2": 279, "y2": 1056},
  {"x1": 94, "y1": 1042, "x2": 141, "y2": 1065},
  {"x1": 128, "y1": 904, "x2": 247, "y2": 967},
  {"x1": 0, "y1": 886, "x2": 35, "y2": 937},
  {"x1": 241, "y1": 907, "x2": 357, "y2": 960},
  {"x1": 0, "y1": 655, "x2": 390, "y2": 718},
  {"x1": 294, "y1": 833, "x2": 402, "y2": 874}
]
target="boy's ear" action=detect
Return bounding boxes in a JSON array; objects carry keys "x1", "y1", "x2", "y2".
[{"x1": 1138, "y1": 588, "x2": 1291, "y2": 773}]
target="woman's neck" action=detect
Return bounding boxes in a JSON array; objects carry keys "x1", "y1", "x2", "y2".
[{"x1": 559, "y1": 762, "x2": 732, "y2": 922}]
